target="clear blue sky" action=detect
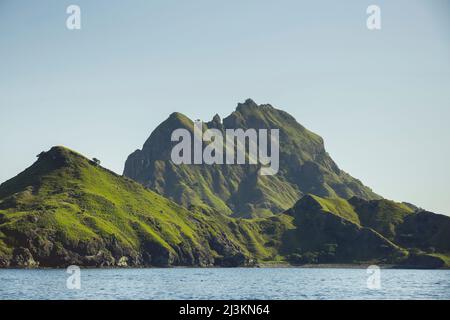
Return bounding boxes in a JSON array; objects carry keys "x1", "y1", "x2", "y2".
[{"x1": 1, "y1": 0, "x2": 449, "y2": 215}]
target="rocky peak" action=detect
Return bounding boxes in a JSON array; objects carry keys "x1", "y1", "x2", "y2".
[{"x1": 207, "y1": 113, "x2": 222, "y2": 129}]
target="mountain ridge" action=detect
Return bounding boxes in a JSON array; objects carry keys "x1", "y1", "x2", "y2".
[
  {"x1": 1, "y1": 146, "x2": 449, "y2": 268},
  {"x1": 124, "y1": 99, "x2": 380, "y2": 218}
]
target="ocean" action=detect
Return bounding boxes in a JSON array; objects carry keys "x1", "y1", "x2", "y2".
[{"x1": 0, "y1": 268, "x2": 449, "y2": 300}]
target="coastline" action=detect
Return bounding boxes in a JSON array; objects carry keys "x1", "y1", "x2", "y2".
[{"x1": 1, "y1": 263, "x2": 448, "y2": 270}]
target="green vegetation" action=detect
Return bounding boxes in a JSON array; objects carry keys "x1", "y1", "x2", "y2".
[
  {"x1": 429, "y1": 253, "x2": 450, "y2": 267},
  {"x1": 0, "y1": 146, "x2": 289, "y2": 267},
  {"x1": 124, "y1": 99, "x2": 380, "y2": 218},
  {"x1": 1, "y1": 100, "x2": 449, "y2": 269},
  {"x1": 349, "y1": 197, "x2": 414, "y2": 240},
  {"x1": 309, "y1": 195, "x2": 360, "y2": 225}
]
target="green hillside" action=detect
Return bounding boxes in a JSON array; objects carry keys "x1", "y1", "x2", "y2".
[
  {"x1": 1, "y1": 145, "x2": 449, "y2": 269},
  {"x1": 124, "y1": 99, "x2": 380, "y2": 218},
  {"x1": 0, "y1": 147, "x2": 285, "y2": 267}
]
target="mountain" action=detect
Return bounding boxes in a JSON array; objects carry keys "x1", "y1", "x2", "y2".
[
  {"x1": 124, "y1": 99, "x2": 380, "y2": 218},
  {"x1": 0, "y1": 147, "x2": 282, "y2": 267},
  {"x1": 1, "y1": 146, "x2": 448, "y2": 268},
  {"x1": 349, "y1": 197, "x2": 450, "y2": 254},
  {"x1": 282, "y1": 195, "x2": 450, "y2": 268}
]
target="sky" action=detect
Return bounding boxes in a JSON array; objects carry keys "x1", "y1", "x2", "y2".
[{"x1": 0, "y1": 0, "x2": 449, "y2": 215}]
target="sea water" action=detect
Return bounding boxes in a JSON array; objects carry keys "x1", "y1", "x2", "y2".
[{"x1": 0, "y1": 268, "x2": 449, "y2": 300}]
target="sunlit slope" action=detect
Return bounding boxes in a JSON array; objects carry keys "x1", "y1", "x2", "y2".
[
  {"x1": 124, "y1": 99, "x2": 380, "y2": 218},
  {"x1": 282, "y1": 195, "x2": 450, "y2": 267},
  {"x1": 1, "y1": 146, "x2": 448, "y2": 268},
  {"x1": 0, "y1": 147, "x2": 284, "y2": 267}
]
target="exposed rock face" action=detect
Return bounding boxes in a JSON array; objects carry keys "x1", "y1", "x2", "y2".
[
  {"x1": 124, "y1": 99, "x2": 380, "y2": 218},
  {"x1": 11, "y1": 248, "x2": 38, "y2": 267}
]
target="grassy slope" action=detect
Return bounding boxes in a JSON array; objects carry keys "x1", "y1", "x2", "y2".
[
  {"x1": 284, "y1": 194, "x2": 450, "y2": 267},
  {"x1": 282, "y1": 194, "x2": 406, "y2": 263},
  {"x1": 0, "y1": 147, "x2": 288, "y2": 266},
  {"x1": 1, "y1": 147, "x2": 449, "y2": 268},
  {"x1": 124, "y1": 100, "x2": 381, "y2": 219},
  {"x1": 309, "y1": 195, "x2": 360, "y2": 225},
  {"x1": 348, "y1": 197, "x2": 414, "y2": 240}
]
